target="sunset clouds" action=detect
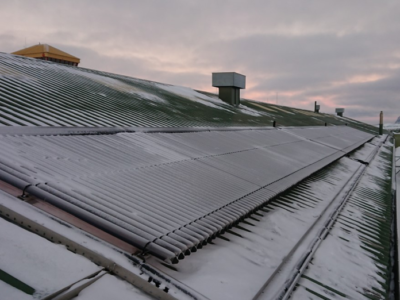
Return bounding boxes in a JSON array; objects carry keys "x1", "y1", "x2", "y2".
[{"x1": 1, "y1": 0, "x2": 399, "y2": 123}]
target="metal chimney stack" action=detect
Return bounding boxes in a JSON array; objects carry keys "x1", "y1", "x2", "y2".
[
  {"x1": 212, "y1": 72, "x2": 246, "y2": 106},
  {"x1": 314, "y1": 101, "x2": 320, "y2": 113}
]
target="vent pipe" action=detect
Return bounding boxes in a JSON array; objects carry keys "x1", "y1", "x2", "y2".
[
  {"x1": 314, "y1": 101, "x2": 320, "y2": 113},
  {"x1": 379, "y1": 111, "x2": 383, "y2": 135},
  {"x1": 212, "y1": 72, "x2": 246, "y2": 106},
  {"x1": 335, "y1": 108, "x2": 344, "y2": 117}
]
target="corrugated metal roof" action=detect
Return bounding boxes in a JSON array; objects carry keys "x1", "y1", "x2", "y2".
[
  {"x1": 0, "y1": 52, "x2": 378, "y2": 133},
  {"x1": 291, "y1": 142, "x2": 393, "y2": 300},
  {"x1": 0, "y1": 126, "x2": 374, "y2": 262},
  {"x1": 349, "y1": 136, "x2": 385, "y2": 163},
  {"x1": 144, "y1": 137, "x2": 393, "y2": 300},
  {"x1": 0, "y1": 50, "x2": 392, "y2": 299},
  {"x1": 149, "y1": 153, "x2": 366, "y2": 299}
]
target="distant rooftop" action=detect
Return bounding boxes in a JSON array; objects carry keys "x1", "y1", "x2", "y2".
[{"x1": 12, "y1": 44, "x2": 80, "y2": 66}]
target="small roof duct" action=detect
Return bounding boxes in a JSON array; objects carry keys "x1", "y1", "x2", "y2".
[
  {"x1": 336, "y1": 108, "x2": 345, "y2": 117},
  {"x1": 212, "y1": 72, "x2": 246, "y2": 106}
]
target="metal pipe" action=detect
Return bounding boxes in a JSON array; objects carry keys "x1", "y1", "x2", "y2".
[{"x1": 0, "y1": 168, "x2": 175, "y2": 260}]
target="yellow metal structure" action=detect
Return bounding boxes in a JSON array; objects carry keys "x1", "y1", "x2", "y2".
[{"x1": 12, "y1": 44, "x2": 80, "y2": 66}]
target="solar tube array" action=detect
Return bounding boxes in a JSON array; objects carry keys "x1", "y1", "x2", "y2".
[{"x1": 0, "y1": 126, "x2": 373, "y2": 261}]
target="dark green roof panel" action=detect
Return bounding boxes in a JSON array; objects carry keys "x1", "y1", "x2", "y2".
[{"x1": 0, "y1": 52, "x2": 377, "y2": 133}]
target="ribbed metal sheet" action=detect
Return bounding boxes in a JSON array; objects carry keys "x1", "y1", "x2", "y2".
[
  {"x1": 291, "y1": 141, "x2": 393, "y2": 300},
  {"x1": 349, "y1": 136, "x2": 385, "y2": 163},
  {"x1": 0, "y1": 52, "x2": 380, "y2": 133},
  {"x1": 0, "y1": 127, "x2": 374, "y2": 261},
  {"x1": 283, "y1": 126, "x2": 372, "y2": 149},
  {"x1": 151, "y1": 155, "x2": 365, "y2": 300}
]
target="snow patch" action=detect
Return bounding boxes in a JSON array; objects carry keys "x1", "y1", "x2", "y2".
[
  {"x1": 156, "y1": 83, "x2": 234, "y2": 112},
  {"x1": 238, "y1": 104, "x2": 266, "y2": 116},
  {"x1": 75, "y1": 274, "x2": 154, "y2": 300},
  {"x1": 130, "y1": 91, "x2": 166, "y2": 103},
  {"x1": 0, "y1": 205, "x2": 100, "y2": 299},
  {"x1": 75, "y1": 71, "x2": 166, "y2": 103}
]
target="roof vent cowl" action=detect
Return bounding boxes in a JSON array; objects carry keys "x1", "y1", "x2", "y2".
[
  {"x1": 335, "y1": 108, "x2": 345, "y2": 117},
  {"x1": 212, "y1": 72, "x2": 246, "y2": 107}
]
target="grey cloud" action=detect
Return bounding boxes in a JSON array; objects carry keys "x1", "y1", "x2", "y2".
[{"x1": 1, "y1": 1, "x2": 400, "y2": 123}]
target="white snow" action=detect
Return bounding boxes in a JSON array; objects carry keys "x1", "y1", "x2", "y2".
[
  {"x1": 299, "y1": 229, "x2": 384, "y2": 297},
  {"x1": 156, "y1": 83, "x2": 275, "y2": 117},
  {"x1": 74, "y1": 71, "x2": 166, "y2": 103},
  {"x1": 0, "y1": 190, "x2": 187, "y2": 300},
  {"x1": 130, "y1": 91, "x2": 166, "y2": 103},
  {"x1": 0, "y1": 200, "x2": 101, "y2": 299},
  {"x1": 237, "y1": 104, "x2": 265, "y2": 116},
  {"x1": 292, "y1": 142, "x2": 393, "y2": 299},
  {"x1": 0, "y1": 281, "x2": 33, "y2": 300},
  {"x1": 155, "y1": 83, "x2": 234, "y2": 112},
  {"x1": 149, "y1": 157, "x2": 362, "y2": 300},
  {"x1": 348, "y1": 142, "x2": 377, "y2": 162},
  {"x1": 75, "y1": 274, "x2": 154, "y2": 300},
  {"x1": 384, "y1": 123, "x2": 400, "y2": 130},
  {"x1": 76, "y1": 71, "x2": 140, "y2": 93},
  {"x1": 396, "y1": 147, "x2": 400, "y2": 159}
]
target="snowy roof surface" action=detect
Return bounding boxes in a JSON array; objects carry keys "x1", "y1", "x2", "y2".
[
  {"x1": 0, "y1": 50, "x2": 395, "y2": 300},
  {"x1": 150, "y1": 156, "x2": 363, "y2": 299},
  {"x1": 74, "y1": 274, "x2": 154, "y2": 300},
  {"x1": 0, "y1": 126, "x2": 373, "y2": 262},
  {"x1": 0, "y1": 187, "x2": 189, "y2": 300},
  {"x1": 148, "y1": 137, "x2": 393, "y2": 300},
  {"x1": 1, "y1": 136, "x2": 393, "y2": 300},
  {"x1": 292, "y1": 141, "x2": 394, "y2": 299},
  {"x1": 0, "y1": 190, "x2": 101, "y2": 299},
  {"x1": 0, "y1": 52, "x2": 377, "y2": 133}
]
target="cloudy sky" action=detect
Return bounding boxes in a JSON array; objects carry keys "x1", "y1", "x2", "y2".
[{"x1": 1, "y1": 1, "x2": 400, "y2": 124}]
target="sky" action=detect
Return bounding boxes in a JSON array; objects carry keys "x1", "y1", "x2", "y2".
[{"x1": 1, "y1": 0, "x2": 400, "y2": 124}]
